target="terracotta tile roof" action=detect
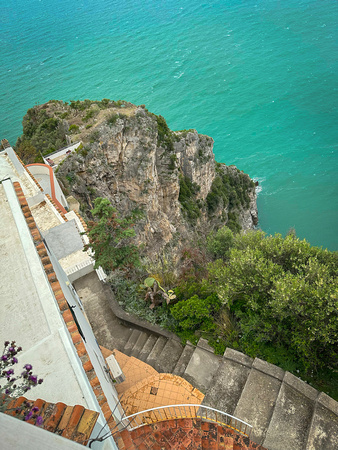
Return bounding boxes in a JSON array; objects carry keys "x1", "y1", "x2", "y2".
[
  {"x1": 12, "y1": 182, "x2": 119, "y2": 438},
  {"x1": 7, "y1": 149, "x2": 45, "y2": 192},
  {"x1": 119, "y1": 419, "x2": 267, "y2": 450},
  {"x1": 45, "y1": 193, "x2": 68, "y2": 221},
  {"x1": 3, "y1": 394, "x2": 99, "y2": 446},
  {"x1": 73, "y1": 209, "x2": 88, "y2": 231}
]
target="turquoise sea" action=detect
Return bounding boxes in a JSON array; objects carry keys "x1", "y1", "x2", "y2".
[{"x1": 1, "y1": 0, "x2": 337, "y2": 250}]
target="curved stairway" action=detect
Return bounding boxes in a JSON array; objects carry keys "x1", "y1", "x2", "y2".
[
  {"x1": 109, "y1": 325, "x2": 338, "y2": 450},
  {"x1": 74, "y1": 274, "x2": 338, "y2": 450}
]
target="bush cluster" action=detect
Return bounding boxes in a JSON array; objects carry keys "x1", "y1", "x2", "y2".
[
  {"x1": 178, "y1": 175, "x2": 201, "y2": 224},
  {"x1": 113, "y1": 225, "x2": 338, "y2": 399},
  {"x1": 16, "y1": 107, "x2": 67, "y2": 160}
]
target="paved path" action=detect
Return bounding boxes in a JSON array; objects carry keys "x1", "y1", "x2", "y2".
[{"x1": 73, "y1": 271, "x2": 132, "y2": 351}]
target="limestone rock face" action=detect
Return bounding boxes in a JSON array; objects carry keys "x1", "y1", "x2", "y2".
[{"x1": 55, "y1": 103, "x2": 257, "y2": 257}]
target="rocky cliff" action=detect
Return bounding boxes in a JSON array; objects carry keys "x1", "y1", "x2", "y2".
[{"x1": 17, "y1": 100, "x2": 258, "y2": 257}]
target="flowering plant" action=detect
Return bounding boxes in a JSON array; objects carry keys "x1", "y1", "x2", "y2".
[{"x1": 0, "y1": 341, "x2": 43, "y2": 426}]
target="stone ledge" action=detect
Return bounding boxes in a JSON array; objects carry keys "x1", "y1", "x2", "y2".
[
  {"x1": 196, "y1": 338, "x2": 215, "y2": 354},
  {"x1": 103, "y1": 283, "x2": 180, "y2": 341},
  {"x1": 317, "y1": 392, "x2": 338, "y2": 416},
  {"x1": 283, "y1": 371, "x2": 318, "y2": 401},
  {"x1": 253, "y1": 358, "x2": 285, "y2": 381},
  {"x1": 224, "y1": 348, "x2": 253, "y2": 368}
]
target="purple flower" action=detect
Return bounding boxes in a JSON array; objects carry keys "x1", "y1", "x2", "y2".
[
  {"x1": 29, "y1": 375, "x2": 37, "y2": 384},
  {"x1": 32, "y1": 406, "x2": 39, "y2": 413},
  {"x1": 17, "y1": 347, "x2": 22, "y2": 352},
  {"x1": 24, "y1": 364, "x2": 32, "y2": 371},
  {"x1": 38, "y1": 378, "x2": 43, "y2": 384},
  {"x1": 4, "y1": 341, "x2": 10, "y2": 347},
  {"x1": 36, "y1": 416, "x2": 43, "y2": 427},
  {"x1": 6, "y1": 369, "x2": 14, "y2": 376},
  {"x1": 8, "y1": 347, "x2": 15, "y2": 353},
  {"x1": 24, "y1": 411, "x2": 33, "y2": 421},
  {"x1": 5, "y1": 388, "x2": 10, "y2": 394},
  {"x1": 11, "y1": 357, "x2": 18, "y2": 364},
  {"x1": 1, "y1": 355, "x2": 8, "y2": 361}
]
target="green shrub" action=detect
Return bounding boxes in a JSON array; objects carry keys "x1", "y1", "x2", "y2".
[
  {"x1": 156, "y1": 115, "x2": 174, "y2": 152},
  {"x1": 89, "y1": 131, "x2": 99, "y2": 143},
  {"x1": 171, "y1": 294, "x2": 221, "y2": 334},
  {"x1": 208, "y1": 232, "x2": 338, "y2": 374},
  {"x1": 169, "y1": 154, "x2": 177, "y2": 171},
  {"x1": 178, "y1": 175, "x2": 201, "y2": 224},
  {"x1": 16, "y1": 107, "x2": 67, "y2": 158},
  {"x1": 69, "y1": 124, "x2": 79, "y2": 133},
  {"x1": 207, "y1": 226, "x2": 234, "y2": 259},
  {"x1": 107, "y1": 113, "x2": 119, "y2": 126},
  {"x1": 83, "y1": 109, "x2": 95, "y2": 122}
]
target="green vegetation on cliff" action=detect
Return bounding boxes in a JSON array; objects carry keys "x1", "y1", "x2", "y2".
[
  {"x1": 178, "y1": 175, "x2": 201, "y2": 224},
  {"x1": 114, "y1": 228, "x2": 338, "y2": 399},
  {"x1": 15, "y1": 99, "x2": 135, "y2": 163},
  {"x1": 85, "y1": 197, "x2": 140, "y2": 271}
]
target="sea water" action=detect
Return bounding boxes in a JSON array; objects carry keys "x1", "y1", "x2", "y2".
[{"x1": 1, "y1": 0, "x2": 337, "y2": 249}]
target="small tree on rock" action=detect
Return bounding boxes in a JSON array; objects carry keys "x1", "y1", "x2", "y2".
[{"x1": 84, "y1": 198, "x2": 140, "y2": 272}]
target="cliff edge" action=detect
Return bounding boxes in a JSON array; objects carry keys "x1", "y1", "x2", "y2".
[{"x1": 16, "y1": 99, "x2": 258, "y2": 257}]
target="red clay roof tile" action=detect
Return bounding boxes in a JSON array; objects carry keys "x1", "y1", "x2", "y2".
[
  {"x1": 62, "y1": 405, "x2": 85, "y2": 440},
  {"x1": 83, "y1": 360, "x2": 94, "y2": 373},
  {"x1": 62, "y1": 310, "x2": 73, "y2": 323},
  {"x1": 56, "y1": 405, "x2": 74, "y2": 434},
  {"x1": 75, "y1": 342, "x2": 87, "y2": 357},
  {"x1": 44, "y1": 402, "x2": 67, "y2": 432},
  {"x1": 12, "y1": 182, "x2": 118, "y2": 445},
  {"x1": 3, "y1": 394, "x2": 99, "y2": 446},
  {"x1": 71, "y1": 332, "x2": 82, "y2": 345}
]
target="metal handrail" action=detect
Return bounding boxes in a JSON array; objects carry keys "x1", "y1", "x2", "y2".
[{"x1": 120, "y1": 404, "x2": 252, "y2": 437}]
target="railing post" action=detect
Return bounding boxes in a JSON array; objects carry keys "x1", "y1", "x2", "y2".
[{"x1": 120, "y1": 404, "x2": 252, "y2": 437}]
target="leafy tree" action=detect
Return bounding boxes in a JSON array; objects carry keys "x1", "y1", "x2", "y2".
[
  {"x1": 208, "y1": 231, "x2": 338, "y2": 373},
  {"x1": 15, "y1": 139, "x2": 41, "y2": 164},
  {"x1": 84, "y1": 198, "x2": 140, "y2": 272},
  {"x1": 207, "y1": 226, "x2": 234, "y2": 259}
]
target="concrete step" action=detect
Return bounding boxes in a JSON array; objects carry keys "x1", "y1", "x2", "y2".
[
  {"x1": 202, "y1": 348, "x2": 253, "y2": 415},
  {"x1": 155, "y1": 339, "x2": 184, "y2": 373},
  {"x1": 129, "y1": 331, "x2": 149, "y2": 358},
  {"x1": 262, "y1": 372, "x2": 317, "y2": 450},
  {"x1": 123, "y1": 329, "x2": 142, "y2": 356},
  {"x1": 305, "y1": 392, "x2": 338, "y2": 450},
  {"x1": 184, "y1": 338, "x2": 222, "y2": 393},
  {"x1": 145, "y1": 336, "x2": 167, "y2": 368},
  {"x1": 138, "y1": 334, "x2": 158, "y2": 363},
  {"x1": 233, "y1": 358, "x2": 284, "y2": 445},
  {"x1": 173, "y1": 341, "x2": 195, "y2": 377}
]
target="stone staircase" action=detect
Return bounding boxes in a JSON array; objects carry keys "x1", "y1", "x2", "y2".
[
  {"x1": 113, "y1": 328, "x2": 338, "y2": 450},
  {"x1": 73, "y1": 274, "x2": 338, "y2": 450},
  {"x1": 116, "y1": 327, "x2": 194, "y2": 376}
]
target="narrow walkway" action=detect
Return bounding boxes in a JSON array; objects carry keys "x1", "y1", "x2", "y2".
[
  {"x1": 74, "y1": 272, "x2": 132, "y2": 350},
  {"x1": 101, "y1": 347, "x2": 204, "y2": 417}
]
